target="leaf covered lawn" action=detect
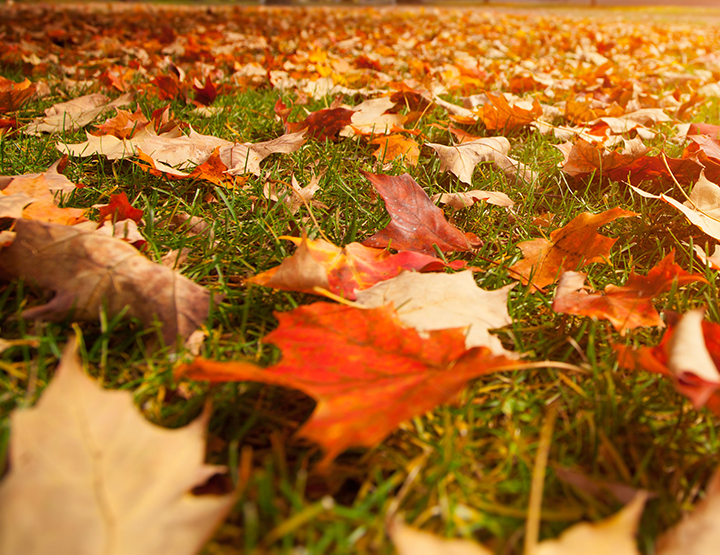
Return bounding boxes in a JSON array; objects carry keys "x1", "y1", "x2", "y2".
[{"x1": 3, "y1": 3, "x2": 720, "y2": 553}]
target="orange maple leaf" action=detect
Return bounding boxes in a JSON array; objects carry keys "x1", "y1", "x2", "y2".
[
  {"x1": 247, "y1": 235, "x2": 463, "y2": 300},
  {"x1": 480, "y1": 92, "x2": 542, "y2": 133},
  {"x1": 553, "y1": 251, "x2": 707, "y2": 334},
  {"x1": 177, "y1": 302, "x2": 516, "y2": 469},
  {"x1": 509, "y1": 207, "x2": 637, "y2": 291},
  {"x1": 370, "y1": 134, "x2": 420, "y2": 165}
]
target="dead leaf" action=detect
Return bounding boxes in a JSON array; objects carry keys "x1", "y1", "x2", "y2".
[
  {"x1": 510, "y1": 207, "x2": 638, "y2": 291},
  {"x1": 427, "y1": 137, "x2": 536, "y2": 185},
  {"x1": 248, "y1": 235, "x2": 461, "y2": 300},
  {"x1": 432, "y1": 190, "x2": 514, "y2": 209},
  {"x1": 177, "y1": 302, "x2": 516, "y2": 468},
  {"x1": 26, "y1": 92, "x2": 133, "y2": 134},
  {"x1": 0, "y1": 219, "x2": 211, "y2": 346},
  {"x1": 355, "y1": 271, "x2": 516, "y2": 356},
  {"x1": 553, "y1": 251, "x2": 706, "y2": 334},
  {"x1": 370, "y1": 134, "x2": 420, "y2": 165},
  {"x1": 615, "y1": 308, "x2": 720, "y2": 414},
  {"x1": 391, "y1": 520, "x2": 494, "y2": 555},
  {"x1": 361, "y1": 171, "x2": 478, "y2": 256},
  {"x1": 0, "y1": 336, "x2": 235, "y2": 555},
  {"x1": 480, "y1": 92, "x2": 543, "y2": 132},
  {"x1": 656, "y1": 469, "x2": 720, "y2": 555},
  {"x1": 0, "y1": 76, "x2": 36, "y2": 113},
  {"x1": 631, "y1": 172, "x2": 720, "y2": 241}
]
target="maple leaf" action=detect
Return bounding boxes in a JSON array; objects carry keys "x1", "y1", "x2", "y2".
[
  {"x1": 178, "y1": 302, "x2": 516, "y2": 468},
  {"x1": 656, "y1": 468, "x2": 720, "y2": 554},
  {"x1": 432, "y1": 190, "x2": 514, "y2": 209},
  {"x1": 355, "y1": 271, "x2": 516, "y2": 356},
  {"x1": 0, "y1": 337, "x2": 235, "y2": 555},
  {"x1": 631, "y1": 171, "x2": 720, "y2": 241},
  {"x1": 391, "y1": 493, "x2": 647, "y2": 555},
  {"x1": 339, "y1": 96, "x2": 405, "y2": 137},
  {"x1": 480, "y1": 92, "x2": 543, "y2": 132},
  {"x1": 0, "y1": 76, "x2": 36, "y2": 113},
  {"x1": 509, "y1": 207, "x2": 638, "y2": 291},
  {"x1": 92, "y1": 107, "x2": 150, "y2": 139},
  {"x1": 553, "y1": 251, "x2": 706, "y2": 334},
  {"x1": 278, "y1": 102, "x2": 354, "y2": 142},
  {"x1": 615, "y1": 308, "x2": 720, "y2": 414},
  {"x1": 59, "y1": 126, "x2": 306, "y2": 179},
  {"x1": 370, "y1": 134, "x2": 420, "y2": 165},
  {"x1": 683, "y1": 134, "x2": 720, "y2": 184},
  {"x1": 192, "y1": 76, "x2": 218, "y2": 106},
  {"x1": 96, "y1": 192, "x2": 144, "y2": 224},
  {"x1": 361, "y1": 172, "x2": 479, "y2": 256},
  {"x1": 247, "y1": 235, "x2": 462, "y2": 300},
  {"x1": 0, "y1": 157, "x2": 87, "y2": 226},
  {"x1": 263, "y1": 174, "x2": 322, "y2": 215},
  {"x1": 427, "y1": 137, "x2": 536, "y2": 185},
  {"x1": 25, "y1": 92, "x2": 133, "y2": 135},
  {"x1": 0, "y1": 219, "x2": 211, "y2": 346},
  {"x1": 556, "y1": 138, "x2": 701, "y2": 188}
]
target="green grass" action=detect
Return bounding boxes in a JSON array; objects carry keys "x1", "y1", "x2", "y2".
[{"x1": 2, "y1": 4, "x2": 720, "y2": 554}]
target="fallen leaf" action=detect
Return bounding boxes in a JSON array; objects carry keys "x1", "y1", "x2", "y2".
[
  {"x1": 0, "y1": 336, "x2": 235, "y2": 555},
  {"x1": 391, "y1": 494, "x2": 646, "y2": 555},
  {"x1": 340, "y1": 96, "x2": 405, "y2": 137},
  {"x1": 615, "y1": 308, "x2": 720, "y2": 414},
  {"x1": 432, "y1": 190, "x2": 514, "y2": 209},
  {"x1": 0, "y1": 219, "x2": 211, "y2": 346},
  {"x1": 26, "y1": 92, "x2": 133, "y2": 134},
  {"x1": 355, "y1": 271, "x2": 516, "y2": 356},
  {"x1": 92, "y1": 107, "x2": 150, "y2": 139},
  {"x1": 390, "y1": 520, "x2": 494, "y2": 555},
  {"x1": 96, "y1": 192, "x2": 144, "y2": 224},
  {"x1": 248, "y1": 235, "x2": 461, "y2": 300},
  {"x1": 427, "y1": 137, "x2": 536, "y2": 185},
  {"x1": 553, "y1": 251, "x2": 706, "y2": 334},
  {"x1": 361, "y1": 171, "x2": 478, "y2": 256},
  {"x1": 509, "y1": 207, "x2": 638, "y2": 291},
  {"x1": 692, "y1": 244, "x2": 720, "y2": 270},
  {"x1": 656, "y1": 469, "x2": 720, "y2": 555},
  {"x1": 178, "y1": 302, "x2": 516, "y2": 468},
  {"x1": 0, "y1": 76, "x2": 36, "y2": 113},
  {"x1": 370, "y1": 134, "x2": 419, "y2": 165},
  {"x1": 480, "y1": 92, "x2": 543, "y2": 132},
  {"x1": 631, "y1": 172, "x2": 720, "y2": 241}
]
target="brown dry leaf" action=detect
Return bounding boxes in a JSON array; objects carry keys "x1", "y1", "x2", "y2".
[
  {"x1": 340, "y1": 96, "x2": 404, "y2": 137},
  {"x1": 92, "y1": 106, "x2": 150, "y2": 139},
  {"x1": 692, "y1": 244, "x2": 720, "y2": 270},
  {"x1": 632, "y1": 172, "x2": 720, "y2": 241},
  {"x1": 0, "y1": 336, "x2": 235, "y2": 555},
  {"x1": 354, "y1": 270, "x2": 516, "y2": 356},
  {"x1": 0, "y1": 219, "x2": 211, "y2": 346},
  {"x1": 60, "y1": 126, "x2": 306, "y2": 178},
  {"x1": 26, "y1": 92, "x2": 133, "y2": 134},
  {"x1": 432, "y1": 190, "x2": 514, "y2": 209},
  {"x1": 427, "y1": 137, "x2": 536, "y2": 185},
  {"x1": 509, "y1": 208, "x2": 638, "y2": 291},
  {"x1": 263, "y1": 174, "x2": 322, "y2": 215},
  {"x1": 656, "y1": 469, "x2": 720, "y2": 555}
]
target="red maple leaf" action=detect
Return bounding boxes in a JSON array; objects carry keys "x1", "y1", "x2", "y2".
[
  {"x1": 361, "y1": 172, "x2": 479, "y2": 256},
  {"x1": 177, "y1": 302, "x2": 515, "y2": 469},
  {"x1": 275, "y1": 100, "x2": 354, "y2": 142},
  {"x1": 96, "y1": 192, "x2": 144, "y2": 224}
]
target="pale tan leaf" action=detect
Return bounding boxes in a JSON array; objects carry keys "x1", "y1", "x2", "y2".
[
  {"x1": 391, "y1": 521, "x2": 494, "y2": 555},
  {"x1": 535, "y1": 493, "x2": 647, "y2": 555},
  {"x1": 354, "y1": 271, "x2": 515, "y2": 356},
  {"x1": 26, "y1": 92, "x2": 133, "y2": 134},
  {"x1": 427, "y1": 137, "x2": 536, "y2": 185},
  {"x1": 657, "y1": 470, "x2": 720, "y2": 555},
  {"x1": 432, "y1": 190, "x2": 514, "y2": 209},
  {"x1": 0, "y1": 336, "x2": 235, "y2": 555}
]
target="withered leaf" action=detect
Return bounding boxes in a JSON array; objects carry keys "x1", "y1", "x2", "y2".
[
  {"x1": 361, "y1": 171, "x2": 478, "y2": 256},
  {"x1": 0, "y1": 219, "x2": 210, "y2": 346},
  {"x1": 0, "y1": 337, "x2": 235, "y2": 555}
]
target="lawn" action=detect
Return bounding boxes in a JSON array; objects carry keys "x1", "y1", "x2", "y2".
[{"x1": 1, "y1": 3, "x2": 720, "y2": 553}]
